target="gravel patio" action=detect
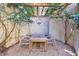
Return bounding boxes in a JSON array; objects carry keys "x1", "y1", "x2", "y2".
[{"x1": 2, "y1": 40, "x2": 76, "y2": 56}]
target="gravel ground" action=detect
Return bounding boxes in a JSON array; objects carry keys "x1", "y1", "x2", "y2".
[{"x1": 1, "y1": 40, "x2": 76, "y2": 56}]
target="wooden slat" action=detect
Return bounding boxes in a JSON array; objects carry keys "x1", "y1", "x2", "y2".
[{"x1": 27, "y1": 3, "x2": 48, "y2": 7}]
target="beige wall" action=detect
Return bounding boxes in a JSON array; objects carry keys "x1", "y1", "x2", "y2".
[
  {"x1": 20, "y1": 17, "x2": 50, "y2": 36},
  {"x1": 49, "y1": 18, "x2": 77, "y2": 48},
  {"x1": 74, "y1": 30, "x2": 79, "y2": 55},
  {"x1": 20, "y1": 17, "x2": 65, "y2": 43},
  {"x1": 49, "y1": 18, "x2": 65, "y2": 42},
  {"x1": 1, "y1": 17, "x2": 68, "y2": 48}
]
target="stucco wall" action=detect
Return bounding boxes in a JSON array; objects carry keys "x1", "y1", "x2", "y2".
[
  {"x1": 49, "y1": 18, "x2": 65, "y2": 42},
  {"x1": 20, "y1": 17, "x2": 50, "y2": 36},
  {"x1": 20, "y1": 17, "x2": 65, "y2": 43},
  {"x1": 0, "y1": 16, "x2": 77, "y2": 49},
  {"x1": 74, "y1": 30, "x2": 79, "y2": 55},
  {"x1": 30, "y1": 17, "x2": 49, "y2": 35}
]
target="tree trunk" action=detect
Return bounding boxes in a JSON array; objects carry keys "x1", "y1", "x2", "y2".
[
  {"x1": 18, "y1": 23, "x2": 21, "y2": 43},
  {"x1": 4, "y1": 22, "x2": 16, "y2": 45},
  {"x1": 27, "y1": 23, "x2": 31, "y2": 36},
  {"x1": 0, "y1": 22, "x2": 16, "y2": 45},
  {"x1": 0, "y1": 20, "x2": 7, "y2": 53},
  {"x1": 66, "y1": 22, "x2": 74, "y2": 43},
  {"x1": 65, "y1": 19, "x2": 68, "y2": 44},
  {"x1": 0, "y1": 20, "x2": 7, "y2": 45},
  {"x1": 0, "y1": 21, "x2": 16, "y2": 53}
]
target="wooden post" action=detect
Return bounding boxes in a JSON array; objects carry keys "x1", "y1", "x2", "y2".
[
  {"x1": 65, "y1": 18, "x2": 68, "y2": 44},
  {"x1": 27, "y1": 23, "x2": 31, "y2": 36},
  {"x1": 64, "y1": 3, "x2": 70, "y2": 8}
]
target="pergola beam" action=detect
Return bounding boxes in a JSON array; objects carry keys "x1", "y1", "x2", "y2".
[{"x1": 27, "y1": 3, "x2": 48, "y2": 7}]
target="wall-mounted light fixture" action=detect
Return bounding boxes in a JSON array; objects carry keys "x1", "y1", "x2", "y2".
[{"x1": 36, "y1": 17, "x2": 42, "y2": 25}]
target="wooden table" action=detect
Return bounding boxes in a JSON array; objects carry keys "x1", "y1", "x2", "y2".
[{"x1": 29, "y1": 38, "x2": 48, "y2": 52}]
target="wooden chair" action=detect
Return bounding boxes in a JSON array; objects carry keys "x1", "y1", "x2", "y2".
[
  {"x1": 48, "y1": 36, "x2": 56, "y2": 46},
  {"x1": 19, "y1": 35, "x2": 30, "y2": 47}
]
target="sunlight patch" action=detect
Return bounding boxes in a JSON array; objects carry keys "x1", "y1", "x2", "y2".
[{"x1": 64, "y1": 49, "x2": 75, "y2": 55}]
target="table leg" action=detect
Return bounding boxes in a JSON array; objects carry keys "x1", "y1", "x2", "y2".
[
  {"x1": 44, "y1": 41, "x2": 48, "y2": 52},
  {"x1": 29, "y1": 42, "x2": 32, "y2": 52}
]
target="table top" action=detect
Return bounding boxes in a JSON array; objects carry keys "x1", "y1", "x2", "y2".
[{"x1": 30, "y1": 38, "x2": 48, "y2": 42}]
